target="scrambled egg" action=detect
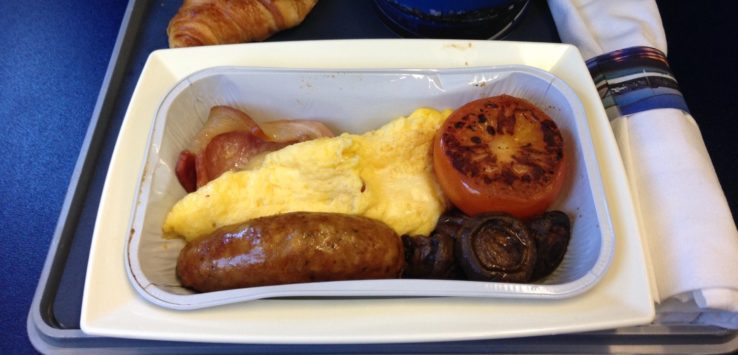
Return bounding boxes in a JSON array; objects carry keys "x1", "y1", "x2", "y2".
[{"x1": 163, "y1": 108, "x2": 452, "y2": 242}]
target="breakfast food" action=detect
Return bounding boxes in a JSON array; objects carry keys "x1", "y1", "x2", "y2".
[
  {"x1": 401, "y1": 210, "x2": 572, "y2": 283},
  {"x1": 164, "y1": 94, "x2": 572, "y2": 292},
  {"x1": 177, "y1": 212, "x2": 404, "y2": 292},
  {"x1": 455, "y1": 213, "x2": 538, "y2": 283},
  {"x1": 163, "y1": 107, "x2": 451, "y2": 242},
  {"x1": 401, "y1": 233, "x2": 461, "y2": 280},
  {"x1": 433, "y1": 95, "x2": 566, "y2": 218},
  {"x1": 174, "y1": 106, "x2": 333, "y2": 192},
  {"x1": 401, "y1": 210, "x2": 465, "y2": 279},
  {"x1": 167, "y1": 0, "x2": 319, "y2": 48},
  {"x1": 528, "y1": 210, "x2": 572, "y2": 280}
]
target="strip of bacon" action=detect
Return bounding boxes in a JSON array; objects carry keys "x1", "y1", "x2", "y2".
[
  {"x1": 175, "y1": 106, "x2": 334, "y2": 192},
  {"x1": 195, "y1": 130, "x2": 290, "y2": 188},
  {"x1": 175, "y1": 150, "x2": 198, "y2": 193}
]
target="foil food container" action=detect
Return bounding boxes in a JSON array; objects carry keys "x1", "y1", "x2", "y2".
[{"x1": 125, "y1": 65, "x2": 614, "y2": 310}]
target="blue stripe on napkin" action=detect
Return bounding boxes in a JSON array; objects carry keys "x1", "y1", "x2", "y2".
[{"x1": 587, "y1": 46, "x2": 689, "y2": 120}]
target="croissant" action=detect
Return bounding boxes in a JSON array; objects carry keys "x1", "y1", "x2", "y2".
[{"x1": 167, "y1": 0, "x2": 318, "y2": 48}]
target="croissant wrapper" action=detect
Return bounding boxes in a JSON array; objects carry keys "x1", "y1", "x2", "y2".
[{"x1": 168, "y1": 0, "x2": 318, "y2": 48}]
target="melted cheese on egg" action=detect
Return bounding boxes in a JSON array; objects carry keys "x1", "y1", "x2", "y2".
[{"x1": 162, "y1": 108, "x2": 452, "y2": 242}]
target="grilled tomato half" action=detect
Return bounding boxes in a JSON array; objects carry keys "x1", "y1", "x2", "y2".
[{"x1": 433, "y1": 95, "x2": 566, "y2": 218}]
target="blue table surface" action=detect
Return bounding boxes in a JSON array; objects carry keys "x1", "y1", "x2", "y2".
[{"x1": 1, "y1": 0, "x2": 736, "y2": 353}]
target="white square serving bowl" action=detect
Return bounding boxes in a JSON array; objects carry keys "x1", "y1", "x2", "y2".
[{"x1": 82, "y1": 39, "x2": 654, "y2": 343}]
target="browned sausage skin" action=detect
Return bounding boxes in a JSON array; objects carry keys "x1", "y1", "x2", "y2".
[{"x1": 177, "y1": 212, "x2": 405, "y2": 292}]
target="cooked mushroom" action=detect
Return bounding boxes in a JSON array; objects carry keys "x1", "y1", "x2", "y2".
[
  {"x1": 455, "y1": 213, "x2": 537, "y2": 283},
  {"x1": 401, "y1": 210, "x2": 465, "y2": 279},
  {"x1": 528, "y1": 210, "x2": 571, "y2": 281},
  {"x1": 404, "y1": 209, "x2": 571, "y2": 283}
]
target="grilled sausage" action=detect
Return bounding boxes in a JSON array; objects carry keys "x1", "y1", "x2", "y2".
[{"x1": 176, "y1": 212, "x2": 405, "y2": 292}]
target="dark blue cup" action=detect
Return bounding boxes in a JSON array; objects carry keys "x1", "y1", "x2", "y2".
[{"x1": 374, "y1": 0, "x2": 530, "y2": 39}]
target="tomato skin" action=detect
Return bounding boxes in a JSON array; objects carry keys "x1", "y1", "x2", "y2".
[{"x1": 432, "y1": 95, "x2": 566, "y2": 218}]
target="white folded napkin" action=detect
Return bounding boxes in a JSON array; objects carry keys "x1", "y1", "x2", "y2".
[{"x1": 548, "y1": 0, "x2": 738, "y2": 329}]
